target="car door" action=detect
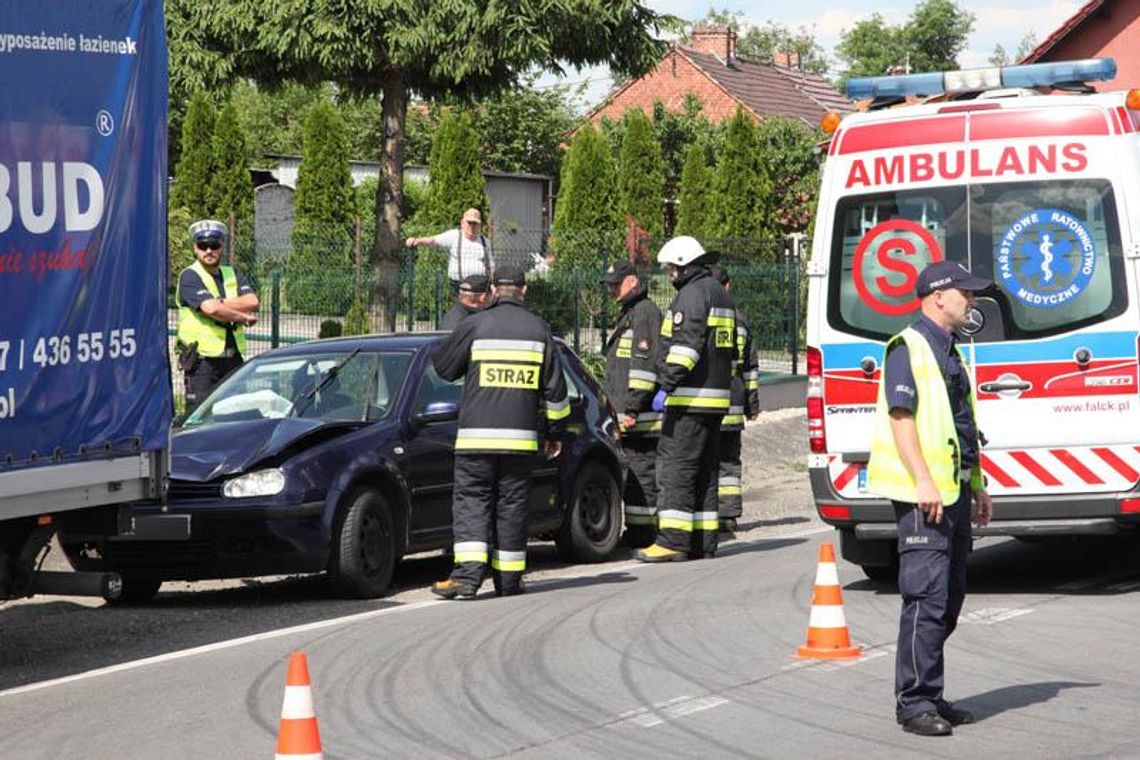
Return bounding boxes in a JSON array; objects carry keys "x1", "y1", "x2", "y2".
[
  {"x1": 402, "y1": 364, "x2": 462, "y2": 543},
  {"x1": 526, "y1": 352, "x2": 582, "y2": 525}
]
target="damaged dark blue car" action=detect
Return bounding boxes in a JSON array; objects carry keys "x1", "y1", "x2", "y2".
[{"x1": 60, "y1": 334, "x2": 624, "y2": 602}]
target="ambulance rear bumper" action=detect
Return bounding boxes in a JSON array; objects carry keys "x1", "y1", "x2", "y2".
[{"x1": 809, "y1": 467, "x2": 1140, "y2": 537}]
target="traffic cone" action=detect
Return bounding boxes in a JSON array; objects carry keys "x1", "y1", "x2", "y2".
[
  {"x1": 275, "y1": 651, "x2": 323, "y2": 760},
  {"x1": 796, "y1": 542, "x2": 863, "y2": 659}
]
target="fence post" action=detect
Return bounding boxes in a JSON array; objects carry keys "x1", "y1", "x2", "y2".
[
  {"x1": 405, "y1": 257, "x2": 414, "y2": 332},
  {"x1": 434, "y1": 271, "x2": 443, "y2": 329},
  {"x1": 789, "y1": 233, "x2": 806, "y2": 375},
  {"x1": 353, "y1": 216, "x2": 362, "y2": 305},
  {"x1": 271, "y1": 267, "x2": 281, "y2": 349},
  {"x1": 573, "y1": 269, "x2": 581, "y2": 354},
  {"x1": 598, "y1": 261, "x2": 608, "y2": 351}
]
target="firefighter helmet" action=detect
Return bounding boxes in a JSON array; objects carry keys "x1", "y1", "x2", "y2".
[{"x1": 657, "y1": 235, "x2": 706, "y2": 267}]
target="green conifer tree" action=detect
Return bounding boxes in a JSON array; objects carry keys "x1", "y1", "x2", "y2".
[
  {"x1": 710, "y1": 108, "x2": 774, "y2": 249},
  {"x1": 551, "y1": 124, "x2": 622, "y2": 269},
  {"x1": 617, "y1": 109, "x2": 665, "y2": 238},
  {"x1": 425, "y1": 110, "x2": 488, "y2": 229},
  {"x1": 208, "y1": 101, "x2": 255, "y2": 269},
  {"x1": 290, "y1": 100, "x2": 355, "y2": 314},
  {"x1": 674, "y1": 142, "x2": 713, "y2": 238},
  {"x1": 170, "y1": 92, "x2": 216, "y2": 218}
]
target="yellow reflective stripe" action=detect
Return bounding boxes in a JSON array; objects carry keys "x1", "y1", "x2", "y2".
[
  {"x1": 545, "y1": 398, "x2": 571, "y2": 420},
  {"x1": 454, "y1": 542, "x2": 489, "y2": 564},
  {"x1": 694, "y1": 511, "x2": 720, "y2": 530},
  {"x1": 455, "y1": 438, "x2": 538, "y2": 451},
  {"x1": 746, "y1": 380, "x2": 760, "y2": 390},
  {"x1": 707, "y1": 316, "x2": 734, "y2": 328},
  {"x1": 472, "y1": 349, "x2": 543, "y2": 363},
  {"x1": 491, "y1": 550, "x2": 526, "y2": 572},
  {"x1": 661, "y1": 319, "x2": 673, "y2": 338},
  {"x1": 718, "y1": 486, "x2": 742, "y2": 495},
  {"x1": 629, "y1": 378, "x2": 656, "y2": 391},
  {"x1": 722, "y1": 414, "x2": 745, "y2": 426},
  {"x1": 666, "y1": 395, "x2": 730, "y2": 409},
  {"x1": 666, "y1": 345, "x2": 699, "y2": 369},
  {"x1": 659, "y1": 518, "x2": 693, "y2": 531}
]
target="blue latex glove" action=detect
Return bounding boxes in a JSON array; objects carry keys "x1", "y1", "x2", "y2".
[{"x1": 651, "y1": 389, "x2": 667, "y2": 412}]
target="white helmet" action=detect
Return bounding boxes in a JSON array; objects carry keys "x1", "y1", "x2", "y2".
[{"x1": 657, "y1": 235, "x2": 706, "y2": 267}]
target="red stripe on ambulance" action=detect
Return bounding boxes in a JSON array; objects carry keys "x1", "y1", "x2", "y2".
[
  {"x1": 1049, "y1": 449, "x2": 1103, "y2": 485},
  {"x1": 1092, "y1": 447, "x2": 1139, "y2": 482},
  {"x1": 969, "y1": 108, "x2": 1110, "y2": 141},
  {"x1": 839, "y1": 116, "x2": 965, "y2": 155}
]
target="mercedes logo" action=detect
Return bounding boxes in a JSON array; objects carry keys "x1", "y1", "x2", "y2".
[{"x1": 961, "y1": 307, "x2": 984, "y2": 335}]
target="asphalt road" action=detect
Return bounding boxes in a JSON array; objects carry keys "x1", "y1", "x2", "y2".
[{"x1": 3, "y1": 410, "x2": 1140, "y2": 758}]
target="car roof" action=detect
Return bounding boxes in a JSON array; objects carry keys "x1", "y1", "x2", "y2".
[{"x1": 263, "y1": 332, "x2": 445, "y2": 358}]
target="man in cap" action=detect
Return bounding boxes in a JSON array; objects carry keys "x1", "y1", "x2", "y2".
[
  {"x1": 441, "y1": 274, "x2": 490, "y2": 330},
  {"x1": 707, "y1": 265, "x2": 760, "y2": 536},
  {"x1": 430, "y1": 265, "x2": 569, "y2": 598},
  {"x1": 866, "y1": 260, "x2": 994, "y2": 737},
  {"x1": 635, "y1": 236, "x2": 736, "y2": 563},
  {"x1": 406, "y1": 208, "x2": 495, "y2": 293},
  {"x1": 600, "y1": 260, "x2": 663, "y2": 548},
  {"x1": 176, "y1": 220, "x2": 259, "y2": 414}
]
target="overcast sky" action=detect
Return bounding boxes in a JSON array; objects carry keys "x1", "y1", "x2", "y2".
[{"x1": 543, "y1": 0, "x2": 1085, "y2": 107}]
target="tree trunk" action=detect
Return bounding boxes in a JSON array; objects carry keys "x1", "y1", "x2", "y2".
[{"x1": 373, "y1": 71, "x2": 408, "y2": 332}]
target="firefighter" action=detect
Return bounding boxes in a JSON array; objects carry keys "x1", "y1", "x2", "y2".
[
  {"x1": 708, "y1": 265, "x2": 760, "y2": 536},
  {"x1": 635, "y1": 236, "x2": 735, "y2": 562},
  {"x1": 866, "y1": 260, "x2": 993, "y2": 736},
  {"x1": 600, "y1": 260, "x2": 663, "y2": 549},
  {"x1": 430, "y1": 265, "x2": 568, "y2": 598},
  {"x1": 441, "y1": 274, "x2": 490, "y2": 330}
]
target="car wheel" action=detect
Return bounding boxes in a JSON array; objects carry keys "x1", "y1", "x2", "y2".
[
  {"x1": 555, "y1": 459, "x2": 621, "y2": 563},
  {"x1": 103, "y1": 575, "x2": 162, "y2": 606},
  {"x1": 329, "y1": 488, "x2": 398, "y2": 598}
]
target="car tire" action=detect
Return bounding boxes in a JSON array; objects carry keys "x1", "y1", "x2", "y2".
[
  {"x1": 329, "y1": 488, "x2": 398, "y2": 599},
  {"x1": 104, "y1": 575, "x2": 162, "y2": 606},
  {"x1": 555, "y1": 459, "x2": 621, "y2": 563}
]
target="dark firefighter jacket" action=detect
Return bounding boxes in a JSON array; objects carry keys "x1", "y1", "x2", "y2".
[
  {"x1": 602, "y1": 284, "x2": 663, "y2": 436},
  {"x1": 723, "y1": 309, "x2": 761, "y2": 432},
  {"x1": 657, "y1": 266, "x2": 735, "y2": 414},
  {"x1": 432, "y1": 295, "x2": 568, "y2": 454}
]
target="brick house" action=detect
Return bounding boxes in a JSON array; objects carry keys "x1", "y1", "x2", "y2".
[
  {"x1": 1020, "y1": 0, "x2": 1140, "y2": 90},
  {"x1": 582, "y1": 26, "x2": 851, "y2": 130}
]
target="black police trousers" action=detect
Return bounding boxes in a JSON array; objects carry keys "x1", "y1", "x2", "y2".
[
  {"x1": 621, "y1": 436, "x2": 658, "y2": 546},
  {"x1": 184, "y1": 354, "x2": 242, "y2": 415},
  {"x1": 894, "y1": 484, "x2": 973, "y2": 722},
  {"x1": 655, "y1": 412, "x2": 721, "y2": 557},
  {"x1": 449, "y1": 453, "x2": 531, "y2": 592},
  {"x1": 717, "y1": 430, "x2": 743, "y2": 520}
]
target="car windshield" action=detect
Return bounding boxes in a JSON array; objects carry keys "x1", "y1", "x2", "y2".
[
  {"x1": 183, "y1": 350, "x2": 413, "y2": 427},
  {"x1": 828, "y1": 179, "x2": 1125, "y2": 341}
]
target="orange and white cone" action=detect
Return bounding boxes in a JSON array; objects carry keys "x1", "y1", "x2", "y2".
[
  {"x1": 796, "y1": 542, "x2": 862, "y2": 659},
  {"x1": 275, "y1": 651, "x2": 323, "y2": 760}
]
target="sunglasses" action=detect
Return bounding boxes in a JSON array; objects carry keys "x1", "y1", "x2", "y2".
[{"x1": 196, "y1": 240, "x2": 222, "y2": 251}]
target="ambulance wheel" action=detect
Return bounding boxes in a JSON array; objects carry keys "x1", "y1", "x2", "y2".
[
  {"x1": 329, "y1": 488, "x2": 398, "y2": 598},
  {"x1": 556, "y1": 460, "x2": 621, "y2": 562},
  {"x1": 861, "y1": 561, "x2": 898, "y2": 583}
]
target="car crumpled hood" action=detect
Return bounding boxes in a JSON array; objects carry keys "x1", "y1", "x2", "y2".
[{"x1": 172, "y1": 418, "x2": 347, "y2": 481}]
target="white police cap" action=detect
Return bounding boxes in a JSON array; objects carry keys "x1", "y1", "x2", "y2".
[{"x1": 189, "y1": 219, "x2": 228, "y2": 241}]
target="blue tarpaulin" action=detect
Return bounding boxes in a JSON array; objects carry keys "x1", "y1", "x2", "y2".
[{"x1": 0, "y1": 0, "x2": 171, "y2": 466}]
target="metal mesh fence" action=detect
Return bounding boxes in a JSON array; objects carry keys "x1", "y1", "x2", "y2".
[{"x1": 168, "y1": 229, "x2": 808, "y2": 397}]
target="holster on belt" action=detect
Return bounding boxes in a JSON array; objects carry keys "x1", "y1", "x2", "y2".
[{"x1": 176, "y1": 340, "x2": 200, "y2": 372}]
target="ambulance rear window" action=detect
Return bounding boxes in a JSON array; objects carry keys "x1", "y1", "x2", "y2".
[{"x1": 828, "y1": 180, "x2": 1125, "y2": 341}]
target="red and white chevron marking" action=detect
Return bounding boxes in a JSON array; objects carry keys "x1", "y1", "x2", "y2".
[{"x1": 827, "y1": 445, "x2": 1140, "y2": 498}]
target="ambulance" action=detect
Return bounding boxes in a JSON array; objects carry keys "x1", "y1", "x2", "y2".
[{"x1": 805, "y1": 58, "x2": 1140, "y2": 578}]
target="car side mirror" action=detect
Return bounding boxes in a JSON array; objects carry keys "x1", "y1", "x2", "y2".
[{"x1": 412, "y1": 400, "x2": 459, "y2": 427}]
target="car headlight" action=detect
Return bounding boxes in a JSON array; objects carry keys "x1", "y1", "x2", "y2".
[{"x1": 223, "y1": 469, "x2": 286, "y2": 498}]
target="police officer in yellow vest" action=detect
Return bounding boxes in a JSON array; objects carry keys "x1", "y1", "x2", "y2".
[
  {"x1": 176, "y1": 220, "x2": 259, "y2": 414},
  {"x1": 866, "y1": 260, "x2": 994, "y2": 738}
]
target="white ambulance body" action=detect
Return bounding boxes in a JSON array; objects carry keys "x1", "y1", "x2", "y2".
[{"x1": 805, "y1": 59, "x2": 1140, "y2": 578}]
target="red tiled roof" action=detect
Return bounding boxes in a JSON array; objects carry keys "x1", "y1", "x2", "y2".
[
  {"x1": 1020, "y1": 0, "x2": 1109, "y2": 62},
  {"x1": 680, "y1": 48, "x2": 853, "y2": 126}
]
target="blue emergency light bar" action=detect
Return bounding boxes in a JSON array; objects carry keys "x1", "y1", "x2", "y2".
[{"x1": 846, "y1": 58, "x2": 1117, "y2": 100}]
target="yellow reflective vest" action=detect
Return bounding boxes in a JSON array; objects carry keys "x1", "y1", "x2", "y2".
[
  {"x1": 867, "y1": 327, "x2": 984, "y2": 504},
  {"x1": 176, "y1": 261, "x2": 247, "y2": 358}
]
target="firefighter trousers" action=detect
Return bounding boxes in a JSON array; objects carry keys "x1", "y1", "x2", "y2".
[
  {"x1": 717, "y1": 430, "x2": 743, "y2": 520},
  {"x1": 621, "y1": 436, "x2": 658, "y2": 547},
  {"x1": 655, "y1": 412, "x2": 721, "y2": 557},
  {"x1": 449, "y1": 453, "x2": 532, "y2": 591}
]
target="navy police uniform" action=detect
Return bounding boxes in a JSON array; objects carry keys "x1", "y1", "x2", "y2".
[{"x1": 882, "y1": 312, "x2": 980, "y2": 724}]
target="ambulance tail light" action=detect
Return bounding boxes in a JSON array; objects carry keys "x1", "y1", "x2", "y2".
[
  {"x1": 806, "y1": 346, "x2": 827, "y2": 453},
  {"x1": 846, "y1": 58, "x2": 1117, "y2": 100},
  {"x1": 1119, "y1": 498, "x2": 1140, "y2": 514},
  {"x1": 818, "y1": 504, "x2": 852, "y2": 521}
]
